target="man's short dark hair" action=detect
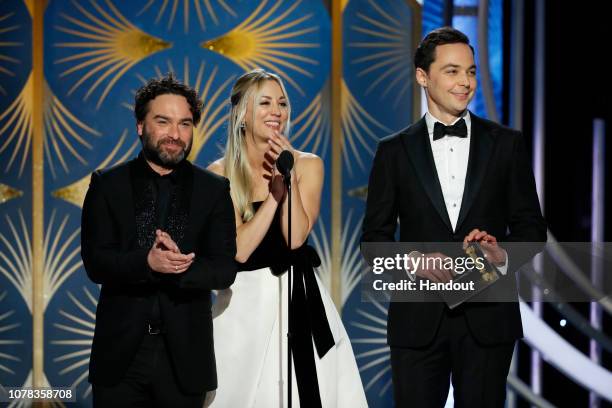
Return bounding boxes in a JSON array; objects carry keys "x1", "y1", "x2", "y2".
[
  {"x1": 414, "y1": 26, "x2": 474, "y2": 72},
  {"x1": 134, "y1": 73, "x2": 203, "y2": 125}
]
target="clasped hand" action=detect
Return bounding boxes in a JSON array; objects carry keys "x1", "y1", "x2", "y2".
[
  {"x1": 264, "y1": 130, "x2": 296, "y2": 203},
  {"x1": 147, "y1": 229, "x2": 194, "y2": 274},
  {"x1": 462, "y1": 228, "x2": 507, "y2": 267},
  {"x1": 411, "y1": 229, "x2": 506, "y2": 283}
]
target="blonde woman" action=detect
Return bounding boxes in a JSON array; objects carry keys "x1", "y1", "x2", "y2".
[{"x1": 206, "y1": 69, "x2": 367, "y2": 407}]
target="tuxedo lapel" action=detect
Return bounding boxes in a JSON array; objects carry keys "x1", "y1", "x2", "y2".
[
  {"x1": 401, "y1": 117, "x2": 453, "y2": 233},
  {"x1": 456, "y1": 113, "x2": 494, "y2": 231}
]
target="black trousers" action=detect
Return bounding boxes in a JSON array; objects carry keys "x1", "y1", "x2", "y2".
[
  {"x1": 92, "y1": 334, "x2": 205, "y2": 408},
  {"x1": 391, "y1": 307, "x2": 515, "y2": 408}
]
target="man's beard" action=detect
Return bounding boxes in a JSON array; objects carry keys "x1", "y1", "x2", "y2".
[{"x1": 141, "y1": 127, "x2": 192, "y2": 169}]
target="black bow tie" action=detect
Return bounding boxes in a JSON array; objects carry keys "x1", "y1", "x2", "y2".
[{"x1": 433, "y1": 118, "x2": 467, "y2": 141}]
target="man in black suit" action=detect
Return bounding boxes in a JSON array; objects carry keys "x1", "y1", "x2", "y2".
[
  {"x1": 81, "y1": 74, "x2": 237, "y2": 407},
  {"x1": 362, "y1": 27, "x2": 546, "y2": 407}
]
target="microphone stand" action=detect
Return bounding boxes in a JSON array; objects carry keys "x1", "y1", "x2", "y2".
[
  {"x1": 285, "y1": 171, "x2": 293, "y2": 408},
  {"x1": 277, "y1": 149, "x2": 295, "y2": 407}
]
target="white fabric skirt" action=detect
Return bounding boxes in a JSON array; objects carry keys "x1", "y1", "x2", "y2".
[{"x1": 205, "y1": 267, "x2": 368, "y2": 408}]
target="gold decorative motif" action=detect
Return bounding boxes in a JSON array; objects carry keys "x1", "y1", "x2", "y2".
[
  {"x1": 43, "y1": 209, "x2": 84, "y2": 308},
  {"x1": 0, "y1": 73, "x2": 33, "y2": 176},
  {"x1": 0, "y1": 210, "x2": 32, "y2": 311},
  {"x1": 347, "y1": 185, "x2": 368, "y2": 200},
  {"x1": 138, "y1": 0, "x2": 237, "y2": 33},
  {"x1": 309, "y1": 209, "x2": 367, "y2": 305},
  {"x1": 51, "y1": 286, "x2": 97, "y2": 399},
  {"x1": 0, "y1": 74, "x2": 103, "y2": 178},
  {"x1": 341, "y1": 79, "x2": 391, "y2": 176},
  {"x1": 348, "y1": 0, "x2": 413, "y2": 108},
  {"x1": 0, "y1": 10, "x2": 23, "y2": 96},
  {"x1": 51, "y1": 177, "x2": 90, "y2": 209},
  {"x1": 52, "y1": 129, "x2": 138, "y2": 208},
  {"x1": 339, "y1": 209, "x2": 368, "y2": 304},
  {"x1": 44, "y1": 82, "x2": 101, "y2": 179},
  {"x1": 310, "y1": 219, "x2": 331, "y2": 290},
  {"x1": 351, "y1": 293, "x2": 392, "y2": 395},
  {"x1": 54, "y1": 0, "x2": 171, "y2": 108},
  {"x1": 202, "y1": 0, "x2": 318, "y2": 96},
  {"x1": 292, "y1": 82, "x2": 330, "y2": 158},
  {"x1": 0, "y1": 291, "x2": 24, "y2": 376},
  {"x1": 0, "y1": 183, "x2": 23, "y2": 204},
  {"x1": 1, "y1": 206, "x2": 88, "y2": 312},
  {"x1": 23, "y1": 0, "x2": 48, "y2": 18},
  {"x1": 185, "y1": 60, "x2": 235, "y2": 161}
]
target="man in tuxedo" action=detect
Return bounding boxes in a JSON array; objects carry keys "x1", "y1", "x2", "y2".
[
  {"x1": 362, "y1": 27, "x2": 546, "y2": 407},
  {"x1": 81, "y1": 74, "x2": 237, "y2": 407}
]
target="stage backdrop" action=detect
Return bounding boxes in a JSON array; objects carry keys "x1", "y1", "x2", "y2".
[{"x1": 0, "y1": 0, "x2": 502, "y2": 406}]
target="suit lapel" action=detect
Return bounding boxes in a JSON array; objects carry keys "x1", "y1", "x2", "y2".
[
  {"x1": 401, "y1": 117, "x2": 453, "y2": 233},
  {"x1": 455, "y1": 113, "x2": 494, "y2": 231}
]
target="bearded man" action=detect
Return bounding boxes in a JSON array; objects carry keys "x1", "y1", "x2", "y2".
[{"x1": 81, "y1": 73, "x2": 237, "y2": 407}]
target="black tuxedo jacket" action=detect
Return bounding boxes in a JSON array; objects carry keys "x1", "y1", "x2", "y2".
[
  {"x1": 81, "y1": 156, "x2": 237, "y2": 393},
  {"x1": 362, "y1": 113, "x2": 546, "y2": 347}
]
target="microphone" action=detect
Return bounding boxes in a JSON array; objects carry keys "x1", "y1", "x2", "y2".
[{"x1": 276, "y1": 150, "x2": 294, "y2": 178}]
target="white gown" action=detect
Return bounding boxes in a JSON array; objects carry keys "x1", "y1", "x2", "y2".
[{"x1": 206, "y1": 264, "x2": 368, "y2": 408}]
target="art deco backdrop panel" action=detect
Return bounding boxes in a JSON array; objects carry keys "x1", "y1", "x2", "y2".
[
  {"x1": 37, "y1": 0, "x2": 331, "y2": 404},
  {"x1": 0, "y1": 0, "x2": 505, "y2": 407},
  {"x1": 0, "y1": 0, "x2": 34, "y2": 392},
  {"x1": 340, "y1": 1, "x2": 419, "y2": 406}
]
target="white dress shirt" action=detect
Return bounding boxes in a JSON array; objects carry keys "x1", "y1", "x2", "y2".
[{"x1": 425, "y1": 111, "x2": 471, "y2": 232}]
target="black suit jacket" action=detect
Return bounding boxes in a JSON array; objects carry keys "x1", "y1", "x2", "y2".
[
  {"x1": 81, "y1": 156, "x2": 237, "y2": 393},
  {"x1": 362, "y1": 113, "x2": 546, "y2": 347}
]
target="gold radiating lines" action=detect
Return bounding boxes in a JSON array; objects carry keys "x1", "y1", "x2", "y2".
[
  {"x1": 0, "y1": 211, "x2": 32, "y2": 311},
  {"x1": 291, "y1": 83, "x2": 330, "y2": 158},
  {"x1": 52, "y1": 129, "x2": 139, "y2": 208},
  {"x1": 138, "y1": 0, "x2": 237, "y2": 33},
  {"x1": 340, "y1": 209, "x2": 367, "y2": 305},
  {"x1": 351, "y1": 294, "x2": 392, "y2": 396},
  {"x1": 309, "y1": 209, "x2": 366, "y2": 305},
  {"x1": 184, "y1": 60, "x2": 235, "y2": 161},
  {"x1": 44, "y1": 82, "x2": 101, "y2": 179},
  {"x1": 202, "y1": 0, "x2": 319, "y2": 96},
  {"x1": 0, "y1": 76, "x2": 102, "y2": 179},
  {"x1": 0, "y1": 73, "x2": 33, "y2": 177},
  {"x1": 43, "y1": 210, "x2": 83, "y2": 309},
  {"x1": 310, "y1": 218, "x2": 332, "y2": 290},
  {"x1": 341, "y1": 79, "x2": 391, "y2": 176},
  {"x1": 54, "y1": 0, "x2": 171, "y2": 108},
  {"x1": 0, "y1": 207, "x2": 89, "y2": 311},
  {"x1": 348, "y1": 0, "x2": 413, "y2": 108},
  {"x1": 0, "y1": 183, "x2": 23, "y2": 204},
  {"x1": 0, "y1": 291, "x2": 23, "y2": 377},
  {"x1": 0, "y1": 11, "x2": 23, "y2": 96},
  {"x1": 51, "y1": 286, "x2": 97, "y2": 399}
]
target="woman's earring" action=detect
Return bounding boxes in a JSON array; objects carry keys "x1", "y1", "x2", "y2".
[{"x1": 240, "y1": 122, "x2": 246, "y2": 130}]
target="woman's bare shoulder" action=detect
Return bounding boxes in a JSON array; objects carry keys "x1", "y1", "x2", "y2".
[
  {"x1": 294, "y1": 150, "x2": 323, "y2": 177},
  {"x1": 295, "y1": 150, "x2": 322, "y2": 166}
]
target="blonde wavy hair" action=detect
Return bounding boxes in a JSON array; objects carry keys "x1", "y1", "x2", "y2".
[{"x1": 224, "y1": 69, "x2": 291, "y2": 222}]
